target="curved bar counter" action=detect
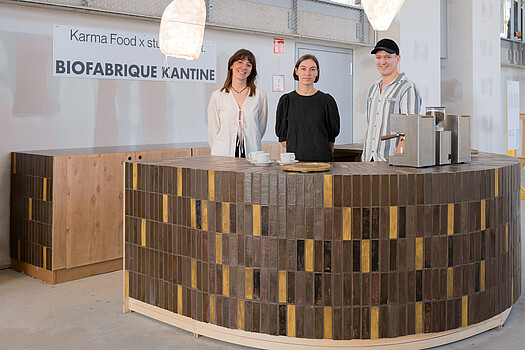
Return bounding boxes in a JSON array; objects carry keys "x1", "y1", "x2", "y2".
[{"x1": 123, "y1": 153, "x2": 521, "y2": 348}]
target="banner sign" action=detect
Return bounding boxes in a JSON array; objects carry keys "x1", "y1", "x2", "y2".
[{"x1": 53, "y1": 25, "x2": 217, "y2": 83}]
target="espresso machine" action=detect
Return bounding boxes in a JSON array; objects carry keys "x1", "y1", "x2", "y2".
[
  {"x1": 385, "y1": 114, "x2": 436, "y2": 167},
  {"x1": 384, "y1": 112, "x2": 470, "y2": 168}
]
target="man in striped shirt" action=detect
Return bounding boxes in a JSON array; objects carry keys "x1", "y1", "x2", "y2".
[{"x1": 361, "y1": 38, "x2": 422, "y2": 162}]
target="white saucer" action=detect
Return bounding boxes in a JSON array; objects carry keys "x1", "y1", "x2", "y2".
[
  {"x1": 277, "y1": 159, "x2": 299, "y2": 165},
  {"x1": 252, "y1": 160, "x2": 274, "y2": 167}
]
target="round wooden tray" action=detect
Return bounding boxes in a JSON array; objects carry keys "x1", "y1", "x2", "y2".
[{"x1": 281, "y1": 162, "x2": 331, "y2": 172}]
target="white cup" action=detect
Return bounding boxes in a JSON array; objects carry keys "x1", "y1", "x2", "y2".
[
  {"x1": 255, "y1": 152, "x2": 270, "y2": 163},
  {"x1": 248, "y1": 151, "x2": 263, "y2": 161},
  {"x1": 280, "y1": 152, "x2": 295, "y2": 163}
]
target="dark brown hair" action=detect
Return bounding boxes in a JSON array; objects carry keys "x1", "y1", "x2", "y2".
[
  {"x1": 220, "y1": 49, "x2": 257, "y2": 97},
  {"x1": 293, "y1": 54, "x2": 320, "y2": 83}
]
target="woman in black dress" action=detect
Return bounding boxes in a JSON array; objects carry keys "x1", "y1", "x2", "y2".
[{"x1": 275, "y1": 54, "x2": 340, "y2": 161}]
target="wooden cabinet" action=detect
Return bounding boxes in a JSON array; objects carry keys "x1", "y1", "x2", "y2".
[
  {"x1": 10, "y1": 145, "x2": 192, "y2": 283},
  {"x1": 10, "y1": 142, "x2": 282, "y2": 283}
]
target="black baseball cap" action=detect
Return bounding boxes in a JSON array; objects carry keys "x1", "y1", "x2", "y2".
[{"x1": 371, "y1": 38, "x2": 399, "y2": 55}]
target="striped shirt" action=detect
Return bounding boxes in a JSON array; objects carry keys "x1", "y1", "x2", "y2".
[{"x1": 361, "y1": 73, "x2": 422, "y2": 162}]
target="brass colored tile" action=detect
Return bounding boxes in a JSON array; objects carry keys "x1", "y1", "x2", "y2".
[
  {"x1": 495, "y1": 168, "x2": 499, "y2": 197},
  {"x1": 253, "y1": 205, "x2": 261, "y2": 236},
  {"x1": 223, "y1": 265, "x2": 229, "y2": 297},
  {"x1": 324, "y1": 307, "x2": 333, "y2": 339},
  {"x1": 141, "y1": 219, "x2": 146, "y2": 247},
  {"x1": 191, "y1": 198, "x2": 196, "y2": 228},
  {"x1": 481, "y1": 200, "x2": 486, "y2": 231},
  {"x1": 245, "y1": 267, "x2": 253, "y2": 299},
  {"x1": 343, "y1": 208, "x2": 352, "y2": 240},
  {"x1": 279, "y1": 270, "x2": 287, "y2": 303},
  {"x1": 133, "y1": 163, "x2": 137, "y2": 190},
  {"x1": 237, "y1": 299, "x2": 245, "y2": 330},
  {"x1": 324, "y1": 175, "x2": 333, "y2": 208},
  {"x1": 216, "y1": 233, "x2": 222, "y2": 265},
  {"x1": 210, "y1": 294, "x2": 216, "y2": 324},
  {"x1": 42, "y1": 246, "x2": 47, "y2": 270},
  {"x1": 362, "y1": 240, "x2": 370, "y2": 273},
  {"x1": 462, "y1": 295, "x2": 468, "y2": 327},
  {"x1": 287, "y1": 305, "x2": 296, "y2": 337},
  {"x1": 162, "y1": 195, "x2": 168, "y2": 223},
  {"x1": 390, "y1": 206, "x2": 398, "y2": 239},
  {"x1": 177, "y1": 167, "x2": 182, "y2": 197},
  {"x1": 28, "y1": 198, "x2": 32, "y2": 221},
  {"x1": 416, "y1": 238, "x2": 423, "y2": 270},
  {"x1": 222, "y1": 202, "x2": 230, "y2": 234},
  {"x1": 191, "y1": 259, "x2": 197, "y2": 289},
  {"x1": 202, "y1": 200, "x2": 208, "y2": 231},
  {"x1": 177, "y1": 285, "x2": 183, "y2": 315},
  {"x1": 371, "y1": 306, "x2": 379, "y2": 339},
  {"x1": 42, "y1": 178, "x2": 47, "y2": 201},
  {"x1": 209, "y1": 170, "x2": 215, "y2": 201},
  {"x1": 12, "y1": 152, "x2": 16, "y2": 175},
  {"x1": 415, "y1": 302, "x2": 423, "y2": 334},
  {"x1": 305, "y1": 239, "x2": 314, "y2": 272},
  {"x1": 447, "y1": 203, "x2": 454, "y2": 235}
]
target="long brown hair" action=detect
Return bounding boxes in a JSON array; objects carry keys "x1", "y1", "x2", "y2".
[{"x1": 220, "y1": 49, "x2": 257, "y2": 97}]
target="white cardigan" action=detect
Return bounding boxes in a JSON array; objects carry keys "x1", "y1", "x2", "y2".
[{"x1": 207, "y1": 87, "x2": 268, "y2": 157}]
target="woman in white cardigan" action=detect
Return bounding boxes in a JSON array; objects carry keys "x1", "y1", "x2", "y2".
[{"x1": 207, "y1": 49, "x2": 268, "y2": 157}]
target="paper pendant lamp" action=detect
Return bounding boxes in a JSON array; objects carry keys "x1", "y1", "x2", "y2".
[
  {"x1": 362, "y1": 0, "x2": 406, "y2": 31},
  {"x1": 159, "y1": 0, "x2": 206, "y2": 60}
]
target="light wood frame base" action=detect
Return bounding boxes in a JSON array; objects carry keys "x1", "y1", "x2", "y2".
[
  {"x1": 11, "y1": 258, "x2": 122, "y2": 284},
  {"x1": 125, "y1": 297, "x2": 511, "y2": 349}
]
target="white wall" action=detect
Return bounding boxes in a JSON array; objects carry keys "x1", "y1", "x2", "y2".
[
  {"x1": 0, "y1": 3, "x2": 359, "y2": 267},
  {"x1": 442, "y1": 0, "x2": 503, "y2": 154},
  {"x1": 400, "y1": 0, "x2": 441, "y2": 109},
  {"x1": 472, "y1": 0, "x2": 503, "y2": 153}
]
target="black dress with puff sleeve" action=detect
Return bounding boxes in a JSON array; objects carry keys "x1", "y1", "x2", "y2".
[{"x1": 275, "y1": 90, "x2": 340, "y2": 161}]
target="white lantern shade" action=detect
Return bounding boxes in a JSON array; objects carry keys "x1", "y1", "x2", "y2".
[
  {"x1": 159, "y1": 0, "x2": 206, "y2": 60},
  {"x1": 362, "y1": 0, "x2": 406, "y2": 31}
]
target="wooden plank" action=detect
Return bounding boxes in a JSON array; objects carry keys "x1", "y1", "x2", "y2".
[
  {"x1": 128, "y1": 298, "x2": 511, "y2": 349},
  {"x1": 12, "y1": 257, "x2": 121, "y2": 284},
  {"x1": 66, "y1": 153, "x2": 128, "y2": 268},
  {"x1": 192, "y1": 147, "x2": 211, "y2": 156},
  {"x1": 12, "y1": 258, "x2": 55, "y2": 284},
  {"x1": 137, "y1": 148, "x2": 191, "y2": 161},
  {"x1": 52, "y1": 156, "x2": 68, "y2": 270},
  {"x1": 54, "y1": 258, "x2": 122, "y2": 284}
]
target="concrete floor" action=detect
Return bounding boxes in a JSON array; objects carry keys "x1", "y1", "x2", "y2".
[{"x1": 1, "y1": 191, "x2": 525, "y2": 350}]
